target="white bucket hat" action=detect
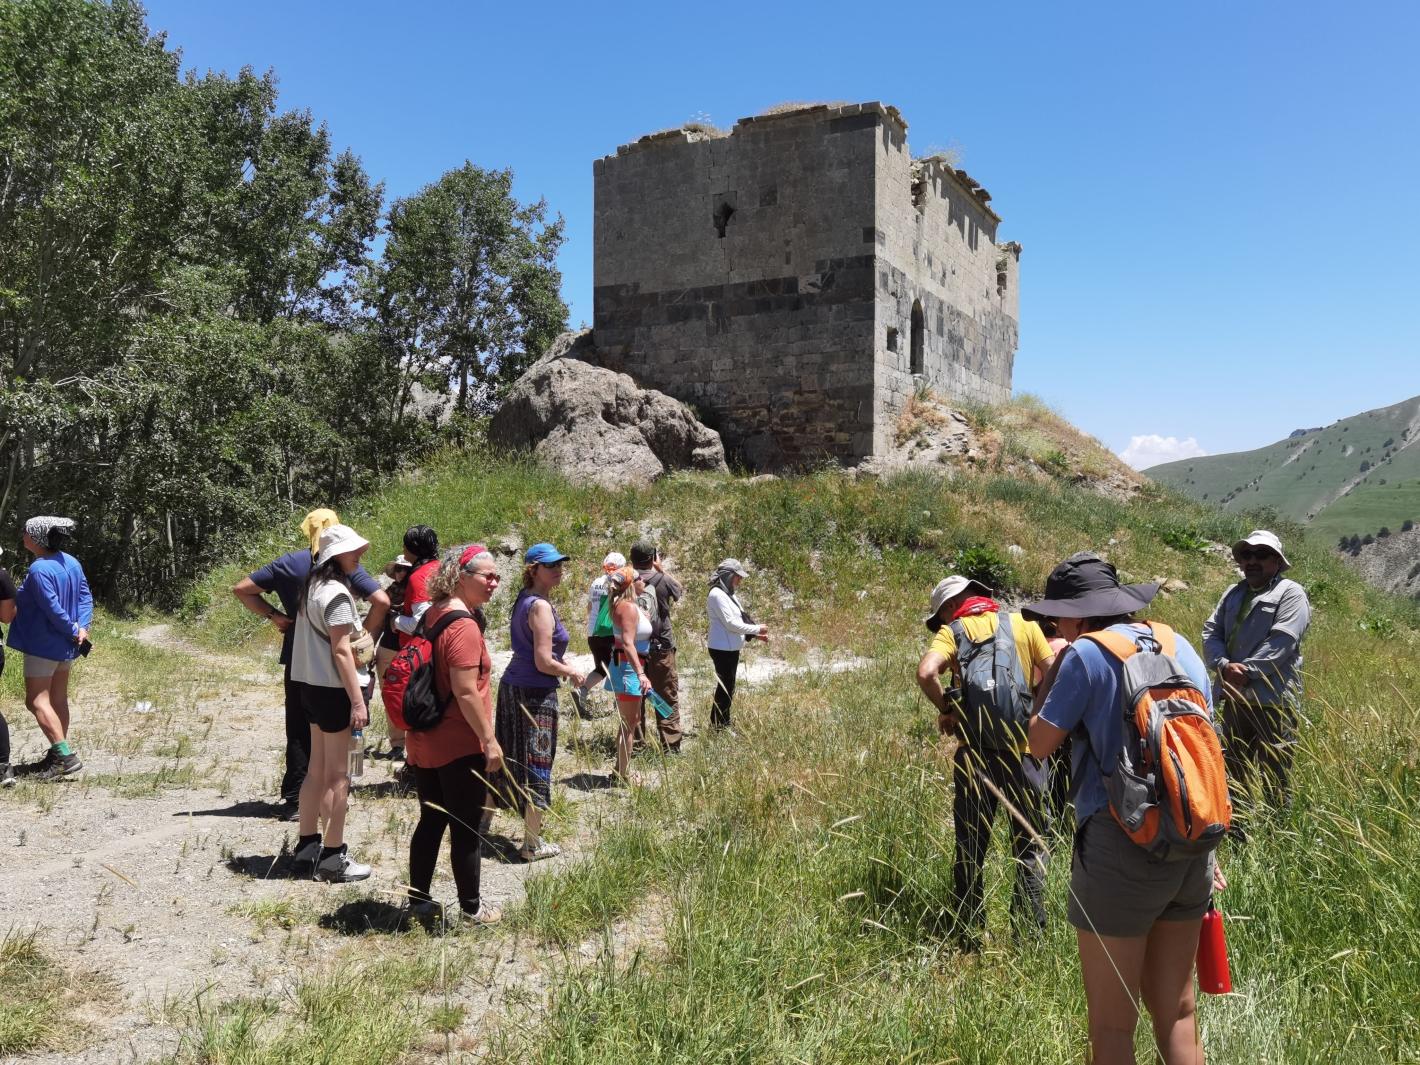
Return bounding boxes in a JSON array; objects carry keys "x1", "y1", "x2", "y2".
[
  {"x1": 924, "y1": 574, "x2": 991, "y2": 631},
  {"x1": 1231, "y1": 529, "x2": 1290, "y2": 571},
  {"x1": 314, "y1": 523, "x2": 370, "y2": 567},
  {"x1": 602, "y1": 551, "x2": 627, "y2": 569}
]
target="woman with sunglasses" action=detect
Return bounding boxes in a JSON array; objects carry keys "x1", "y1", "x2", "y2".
[
  {"x1": 405, "y1": 546, "x2": 504, "y2": 923},
  {"x1": 493, "y1": 543, "x2": 585, "y2": 861}
]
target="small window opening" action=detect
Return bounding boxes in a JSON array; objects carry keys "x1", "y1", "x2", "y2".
[
  {"x1": 886, "y1": 327, "x2": 899, "y2": 352},
  {"x1": 713, "y1": 201, "x2": 735, "y2": 238},
  {"x1": 911, "y1": 177, "x2": 927, "y2": 212},
  {"x1": 910, "y1": 300, "x2": 925, "y2": 375}
]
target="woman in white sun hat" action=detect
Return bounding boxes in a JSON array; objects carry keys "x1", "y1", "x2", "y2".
[{"x1": 289, "y1": 523, "x2": 375, "y2": 883}]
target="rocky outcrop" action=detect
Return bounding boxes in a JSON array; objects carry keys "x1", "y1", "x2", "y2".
[
  {"x1": 1341, "y1": 526, "x2": 1420, "y2": 599},
  {"x1": 488, "y1": 330, "x2": 727, "y2": 488}
]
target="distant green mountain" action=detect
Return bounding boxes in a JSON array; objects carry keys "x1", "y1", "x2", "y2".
[{"x1": 1147, "y1": 395, "x2": 1420, "y2": 544}]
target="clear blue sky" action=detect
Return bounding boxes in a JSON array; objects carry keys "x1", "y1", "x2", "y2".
[{"x1": 142, "y1": 0, "x2": 1420, "y2": 467}]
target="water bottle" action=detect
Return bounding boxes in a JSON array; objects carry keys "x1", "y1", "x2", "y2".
[
  {"x1": 1196, "y1": 901, "x2": 1232, "y2": 994},
  {"x1": 348, "y1": 729, "x2": 366, "y2": 779}
]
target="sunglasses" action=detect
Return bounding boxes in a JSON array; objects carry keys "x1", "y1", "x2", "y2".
[
  {"x1": 538, "y1": 560, "x2": 565, "y2": 569},
  {"x1": 1234, "y1": 548, "x2": 1277, "y2": 563},
  {"x1": 464, "y1": 569, "x2": 499, "y2": 581}
]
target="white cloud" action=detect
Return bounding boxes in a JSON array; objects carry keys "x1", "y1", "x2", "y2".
[{"x1": 1118, "y1": 434, "x2": 1208, "y2": 471}]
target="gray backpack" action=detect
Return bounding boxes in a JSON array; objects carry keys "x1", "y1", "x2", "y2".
[{"x1": 948, "y1": 616, "x2": 1032, "y2": 751}]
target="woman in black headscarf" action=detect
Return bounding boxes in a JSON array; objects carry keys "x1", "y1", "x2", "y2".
[{"x1": 704, "y1": 558, "x2": 768, "y2": 733}]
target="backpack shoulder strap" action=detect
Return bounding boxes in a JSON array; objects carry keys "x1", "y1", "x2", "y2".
[
  {"x1": 1143, "y1": 620, "x2": 1177, "y2": 657},
  {"x1": 421, "y1": 609, "x2": 474, "y2": 644},
  {"x1": 993, "y1": 613, "x2": 1029, "y2": 694},
  {"x1": 1081, "y1": 629, "x2": 1140, "y2": 662}
]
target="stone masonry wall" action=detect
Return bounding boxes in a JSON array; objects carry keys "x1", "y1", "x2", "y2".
[
  {"x1": 594, "y1": 105, "x2": 886, "y2": 468},
  {"x1": 871, "y1": 142, "x2": 1017, "y2": 455},
  {"x1": 593, "y1": 102, "x2": 1019, "y2": 469}
]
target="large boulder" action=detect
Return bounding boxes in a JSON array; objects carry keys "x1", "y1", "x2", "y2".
[{"x1": 489, "y1": 331, "x2": 727, "y2": 487}]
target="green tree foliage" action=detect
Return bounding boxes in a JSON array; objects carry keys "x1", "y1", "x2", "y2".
[
  {"x1": 376, "y1": 163, "x2": 566, "y2": 417},
  {"x1": 0, "y1": 0, "x2": 565, "y2": 603}
]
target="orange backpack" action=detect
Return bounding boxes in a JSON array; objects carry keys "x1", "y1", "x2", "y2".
[{"x1": 1083, "y1": 622, "x2": 1232, "y2": 860}]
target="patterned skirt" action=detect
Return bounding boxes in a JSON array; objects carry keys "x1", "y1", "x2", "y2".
[{"x1": 493, "y1": 681, "x2": 560, "y2": 811}]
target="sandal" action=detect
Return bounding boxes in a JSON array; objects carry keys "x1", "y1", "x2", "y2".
[{"x1": 520, "y1": 841, "x2": 561, "y2": 862}]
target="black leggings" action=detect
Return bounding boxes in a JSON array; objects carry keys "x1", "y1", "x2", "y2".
[
  {"x1": 0, "y1": 647, "x2": 9, "y2": 763},
  {"x1": 409, "y1": 753, "x2": 488, "y2": 913},
  {"x1": 708, "y1": 648, "x2": 740, "y2": 729}
]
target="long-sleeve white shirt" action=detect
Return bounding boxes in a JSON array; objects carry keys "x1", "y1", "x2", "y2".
[{"x1": 707, "y1": 586, "x2": 760, "y2": 651}]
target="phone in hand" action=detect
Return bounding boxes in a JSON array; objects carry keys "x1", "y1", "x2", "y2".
[{"x1": 77, "y1": 637, "x2": 93, "y2": 657}]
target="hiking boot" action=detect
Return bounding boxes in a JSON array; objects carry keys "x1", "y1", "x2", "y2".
[
  {"x1": 276, "y1": 799, "x2": 301, "y2": 822},
  {"x1": 293, "y1": 834, "x2": 322, "y2": 873},
  {"x1": 387, "y1": 745, "x2": 405, "y2": 764},
  {"x1": 0, "y1": 763, "x2": 15, "y2": 788},
  {"x1": 35, "y1": 753, "x2": 82, "y2": 780},
  {"x1": 408, "y1": 897, "x2": 441, "y2": 919},
  {"x1": 315, "y1": 848, "x2": 371, "y2": 883}
]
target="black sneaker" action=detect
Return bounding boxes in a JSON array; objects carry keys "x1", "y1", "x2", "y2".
[
  {"x1": 293, "y1": 834, "x2": 322, "y2": 874},
  {"x1": 1, "y1": 763, "x2": 15, "y2": 788},
  {"x1": 277, "y1": 799, "x2": 301, "y2": 822},
  {"x1": 36, "y1": 753, "x2": 82, "y2": 780}
]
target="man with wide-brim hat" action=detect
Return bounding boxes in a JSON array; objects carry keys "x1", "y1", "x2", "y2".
[
  {"x1": 916, "y1": 573, "x2": 1057, "y2": 947},
  {"x1": 1023, "y1": 552, "x2": 1220, "y2": 1063},
  {"x1": 1201, "y1": 529, "x2": 1311, "y2": 817}
]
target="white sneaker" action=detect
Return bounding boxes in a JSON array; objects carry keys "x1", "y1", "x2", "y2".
[
  {"x1": 315, "y1": 848, "x2": 371, "y2": 883},
  {"x1": 461, "y1": 901, "x2": 502, "y2": 926}
]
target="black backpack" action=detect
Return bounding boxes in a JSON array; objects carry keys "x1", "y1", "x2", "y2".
[{"x1": 382, "y1": 610, "x2": 473, "y2": 732}]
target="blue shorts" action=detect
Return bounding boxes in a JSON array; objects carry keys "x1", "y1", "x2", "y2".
[{"x1": 605, "y1": 660, "x2": 644, "y2": 697}]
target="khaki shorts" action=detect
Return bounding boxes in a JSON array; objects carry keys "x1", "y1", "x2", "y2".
[
  {"x1": 1067, "y1": 811, "x2": 1213, "y2": 938},
  {"x1": 23, "y1": 655, "x2": 75, "y2": 680}
]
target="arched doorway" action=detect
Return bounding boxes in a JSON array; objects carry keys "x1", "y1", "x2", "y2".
[{"x1": 910, "y1": 300, "x2": 925, "y2": 375}]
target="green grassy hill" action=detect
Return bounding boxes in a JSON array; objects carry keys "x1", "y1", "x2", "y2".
[
  {"x1": 1147, "y1": 394, "x2": 1420, "y2": 543},
  {"x1": 159, "y1": 430, "x2": 1420, "y2": 1064}
]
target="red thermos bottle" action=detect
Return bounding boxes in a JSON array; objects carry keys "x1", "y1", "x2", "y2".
[{"x1": 1196, "y1": 901, "x2": 1232, "y2": 994}]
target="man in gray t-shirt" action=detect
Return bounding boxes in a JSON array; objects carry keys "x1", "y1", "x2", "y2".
[{"x1": 1201, "y1": 529, "x2": 1311, "y2": 817}]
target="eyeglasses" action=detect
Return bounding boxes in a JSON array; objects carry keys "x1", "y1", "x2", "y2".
[
  {"x1": 1234, "y1": 549, "x2": 1277, "y2": 563},
  {"x1": 463, "y1": 568, "x2": 499, "y2": 581}
]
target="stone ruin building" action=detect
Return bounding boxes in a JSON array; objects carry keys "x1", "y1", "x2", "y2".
[{"x1": 592, "y1": 102, "x2": 1020, "y2": 470}]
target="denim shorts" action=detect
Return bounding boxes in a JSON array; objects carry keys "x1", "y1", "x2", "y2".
[
  {"x1": 1067, "y1": 811, "x2": 1213, "y2": 938},
  {"x1": 604, "y1": 660, "x2": 644, "y2": 697}
]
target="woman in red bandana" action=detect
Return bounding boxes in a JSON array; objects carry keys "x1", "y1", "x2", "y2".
[{"x1": 915, "y1": 575, "x2": 1058, "y2": 950}]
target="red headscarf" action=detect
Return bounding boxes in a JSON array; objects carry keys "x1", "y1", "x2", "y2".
[{"x1": 951, "y1": 595, "x2": 999, "y2": 621}]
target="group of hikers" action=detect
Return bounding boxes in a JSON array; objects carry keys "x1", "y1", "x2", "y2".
[
  {"x1": 0, "y1": 504, "x2": 1311, "y2": 1064},
  {"x1": 915, "y1": 530, "x2": 1309, "y2": 1064},
  {"x1": 227, "y1": 510, "x2": 767, "y2": 920}
]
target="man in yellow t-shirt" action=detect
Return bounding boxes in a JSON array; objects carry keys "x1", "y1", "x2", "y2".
[{"x1": 915, "y1": 575, "x2": 1057, "y2": 949}]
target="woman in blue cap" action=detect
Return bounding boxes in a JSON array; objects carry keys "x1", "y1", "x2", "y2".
[{"x1": 494, "y1": 543, "x2": 585, "y2": 861}]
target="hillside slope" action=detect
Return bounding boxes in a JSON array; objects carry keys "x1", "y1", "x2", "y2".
[
  {"x1": 163, "y1": 415, "x2": 1420, "y2": 1062},
  {"x1": 1147, "y1": 394, "x2": 1420, "y2": 542}
]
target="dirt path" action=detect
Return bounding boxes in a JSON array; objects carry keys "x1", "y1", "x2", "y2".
[{"x1": 1, "y1": 624, "x2": 857, "y2": 1062}]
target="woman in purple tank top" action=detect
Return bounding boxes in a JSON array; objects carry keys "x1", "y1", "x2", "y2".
[{"x1": 494, "y1": 543, "x2": 585, "y2": 862}]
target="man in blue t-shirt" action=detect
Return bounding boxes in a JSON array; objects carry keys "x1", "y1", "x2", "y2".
[{"x1": 232, "y1": 543, "x2": 388, "y2": 819}]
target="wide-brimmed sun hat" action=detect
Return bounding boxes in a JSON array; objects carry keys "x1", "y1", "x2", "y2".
[
  {"x1": 314, "y1": 524, "x2": 369, "y2": 567},
  {"x1": 1020, "y1": 552, "x2": 1158, "y2": 619},
  {"x1": 923, "y1": 575, "x2": 991, "y2": 631},
  {"x1": 1231, "y1": 529, "x2": 1290, "y2": 571},
  {"x1": 602, "y1": 551, "x2": 626, "y2": 570}
]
